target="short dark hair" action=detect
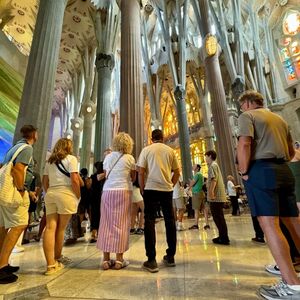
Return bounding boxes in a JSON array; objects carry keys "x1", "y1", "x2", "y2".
[
  {"x1": 80, "y1": 168, "x2": 88, "y2": 176},
  {"x1": 20, "y1": 125, "x2": 37, "y2": 139},
  {"x1": 152, "y1": 129, "x2": 163, "y2": 141},
  {"x1": 94, "y1": 161, "x2": 103, "y2": 173},
  {"x1": 196, "y1": 164, "x2": 201, "y2": 171},
  {"x1": 205, "y1": 150, "x2": 217, "y2": 161}
]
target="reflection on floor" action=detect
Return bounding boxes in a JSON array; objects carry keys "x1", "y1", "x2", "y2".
[{"x1": 0, "y1": 213, "x2": 277, "y2": 299}]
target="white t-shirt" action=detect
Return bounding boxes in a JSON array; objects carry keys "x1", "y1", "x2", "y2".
[
  {"x1": 44, "y1": 155, "x2": 78, "y2": 187},
  {"x1": 227, "y1": 180, "x2": 236, "y2": 196},
  {"x1": 173, "y1": 175, "x2": 184, "y2": 199},
  {"x1": 103, "y1": 151, "x2": 135, "y2": 191},
  {"x1": 137, "y1": 142, "x2": 179, "y2": 191}
]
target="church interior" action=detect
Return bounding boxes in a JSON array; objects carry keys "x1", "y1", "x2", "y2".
[{"x1": 0, "y1": 0, "x2": 300, "y2": 299}]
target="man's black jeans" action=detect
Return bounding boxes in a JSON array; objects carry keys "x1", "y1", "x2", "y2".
[{"x1": 143, "y1": 190, "x2": 176, "y2": 261}]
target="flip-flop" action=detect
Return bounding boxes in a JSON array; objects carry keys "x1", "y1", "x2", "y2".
[{"x1": 114, "y1": 260, "x2": 129, "y2": 270}]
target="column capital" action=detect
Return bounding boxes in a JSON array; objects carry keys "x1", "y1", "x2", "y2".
[
  {"x1": 71, "y1": 117, "x2": 84, "y2": 132},
  {"x1": 95, "y1": 53, "x2": 115, "y2": 71},
  {"x1": 82, "y1": 100, "x2": 96, "y2": 118}
]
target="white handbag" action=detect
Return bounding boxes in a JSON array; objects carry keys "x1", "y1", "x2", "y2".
[{"x1": 0, "y1": 144, "x2": 30, "y2": 207}]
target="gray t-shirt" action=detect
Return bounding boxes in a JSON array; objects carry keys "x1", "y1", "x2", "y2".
[
  {"x1": 2, "y1": 138, "x2": 34, "y2": 189},
  {"x1": 207, "y1": 161, "x2": 227, "y2": 202},
  {"x1": 238, "y1": 108, "x2": 290, "y2": 161}
]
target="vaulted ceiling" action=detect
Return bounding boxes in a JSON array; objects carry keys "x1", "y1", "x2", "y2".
[{"x1": 1, "y1": 0, "x2": 299, "y2": 110}]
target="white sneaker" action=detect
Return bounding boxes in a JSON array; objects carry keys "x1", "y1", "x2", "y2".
[
  {"x1": 259, "y1": 279, "x2": 300, "y2": 299},
  {"x1": 12, "y1": 245, "x2": 25, "y2": 253},
  {"x1": 266, "y1": 263, "x2": 300, "y2": 276},
  {"x1": 177, "y1": 222, "x2": 184, "y2": 231},
  {"x1": 265, "y1": 264, "x2": 281, "y2": 275}
]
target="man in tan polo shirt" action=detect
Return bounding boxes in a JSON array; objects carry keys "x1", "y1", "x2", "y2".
[{"x1": 237, "y1": 90, "x2": 300, "y2": 299}]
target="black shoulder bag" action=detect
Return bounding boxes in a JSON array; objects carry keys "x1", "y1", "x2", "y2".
[{"x1": 55, "y1": 161, "x2": 70, "y2": 178}]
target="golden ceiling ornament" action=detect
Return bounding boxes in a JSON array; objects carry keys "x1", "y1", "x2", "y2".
[{"x1": 205, "y1": 33, "x2": 218, "y2": 57}]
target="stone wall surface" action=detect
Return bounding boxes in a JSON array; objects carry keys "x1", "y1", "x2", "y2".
[
  {"x1": 270, "y1": 98, "x2": 300, "y2": 142},
  {"x1": 0, "y1": 31, "x2": 27, "y2": 76}
]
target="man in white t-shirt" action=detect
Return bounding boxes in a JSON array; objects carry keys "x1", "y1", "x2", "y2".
[{"x1": 137, "y1": 129, "x2": 180, "y2": 273}]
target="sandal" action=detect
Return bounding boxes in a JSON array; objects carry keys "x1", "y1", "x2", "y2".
[
  {"x1": 114, "y1": 260, "x2": 129, "y2": 270},
  {"x1": 45, "y1": 261, "x2": 64, "y2": 275},
  {"x1": 102, "y1": 260, "x2": 115, "y2": 270}
]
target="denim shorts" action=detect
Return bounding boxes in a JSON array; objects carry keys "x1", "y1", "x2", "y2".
[{"x1": 243, "y1": 160, "x2": 298, "y2": 217}]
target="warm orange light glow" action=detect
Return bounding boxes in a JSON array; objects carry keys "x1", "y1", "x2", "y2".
[{"x1": 283, "y1": 12, "x2": 300, "y2": 35}]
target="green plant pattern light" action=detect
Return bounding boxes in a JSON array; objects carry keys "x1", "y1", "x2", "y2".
[{"x1": 0, "y1": 57, "x2": 24, "y2": 134}]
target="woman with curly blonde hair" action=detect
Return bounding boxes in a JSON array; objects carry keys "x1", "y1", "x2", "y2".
[
  {"x1": 42, "y1": 138, "x2": 81, "y2": 275},
  {"x1": 97, "y1": 132, "x2": 136, "y2": 270}
]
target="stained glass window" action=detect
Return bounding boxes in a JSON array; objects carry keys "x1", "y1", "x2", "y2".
[{"x1": 277, "y1": 10, "x2": 300, "y2": 85}]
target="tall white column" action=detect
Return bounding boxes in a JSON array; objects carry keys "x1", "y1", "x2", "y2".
[
  {"x1": 120, "y1": 0, "x2": 144, "y2": 158},
  {"x1": 94, "y1": 53, "x2": 114, "y2": 162},
  {"x1": 71, "y1": 117, "x2": 83, "y2": 158},
  {"x1": 13, "y1": 0, "x2": 68, "y2": 172},
  {"x1": 80, "y1": 101, "x2": 96, "y2": 169}
]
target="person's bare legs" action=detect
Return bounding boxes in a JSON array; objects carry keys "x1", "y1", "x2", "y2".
[
  {"x1": 54, "y1": 214, "x2": 72, "y2": 260},
  {"x1": 203, "y1": 205, "x2": 210, "y2": 226},
  {"x1": 258, "y1": 216, "x2": 300, "y2": 285},
  {"x1": 0, "y1": 225, "x2": 26, "y2": 268},
  {"x1": 116, "y1": 253, "x2": 123, "y2": 262},
  {"x1": 280, "y1": 216, "x2": 300, "y2": 253},
  {"x1": 43, "y1": 213, "x2": 58, "y2": 266},
  {"x1": 194, "y1": 209, "x2": 200, "y2": 226},
  {"x1": 36, "y1": 213, "x2": 46, "y2": 240},
  {"x1": 0, "y1": 226, "x2": 7, "y2": 253},
  {"x1": 103, "y1": 252, "x2": 110, "y2": 261},
  {"x1": 131, "y1": 203, "x2": 138, "y2": 229},
  {"x1": 281, "y1": 216, "x2": 300, "y2": 264},
  {"x1": 91, "y1": 229, "x2": 97, "y2": 239},
  {"x1": 177, "y1": 208, "x2": 184, "y2": 223},
  {"x1": 137, "y1": 201, "x2": 144, "y2": 228}
]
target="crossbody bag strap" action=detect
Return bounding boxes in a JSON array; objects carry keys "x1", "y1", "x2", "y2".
[
  {"x1": 55, "y1": 161, "x2": 70, "y2": 178},
  {"x1": 106, "y1": 154, "x2": 124, "y2": 179},
  {"x1": 9, "y1": 144, "x2": 30, "y2": 164}
]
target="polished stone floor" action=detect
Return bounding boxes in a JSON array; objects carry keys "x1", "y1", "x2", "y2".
[{"x1": 0, "y1": 213, "x2": 279, "y2": 300}]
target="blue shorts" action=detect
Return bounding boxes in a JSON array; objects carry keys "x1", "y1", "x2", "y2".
[{"x1": 243, "y1": 160, "x2": 298, "y2": 217}]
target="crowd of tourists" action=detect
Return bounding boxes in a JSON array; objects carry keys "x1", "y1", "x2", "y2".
[{"x1": 0, "y1": 90, "x2": 300, "y2": 300}]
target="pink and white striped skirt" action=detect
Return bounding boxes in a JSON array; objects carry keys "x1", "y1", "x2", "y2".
[{"x1": 96, "y1": 190, "x2": 132, "y2": 253}]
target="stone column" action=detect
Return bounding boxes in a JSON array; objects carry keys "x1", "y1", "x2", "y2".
[
  {"x1": 201, "y1": 94, "x2": 215, "y2": 151},
  {"x1": 94, "y1": 53, "x2": 114, "y2": 162},
  {"x1": 199, "y1": 0, "x2": 238, "y2": 180},
  {"x1": 80, "y1": 100, "x2": 96, "y2": 169},
  {"x1": 174, "y1": 85, "x2": 193, "y2": 182},
  {"x1": 13, "y1": 0, "x2": 67, "y2": 173},
  {"x1": 47, "y1": 112, "x2": 55, "y2": 151},
  {"x1": 71, "y1": 117, "x2": 83, "y2": 158},
  {"x1": 120, "y1": 0, "x2": 144, "y2": 158},
  {"x1": 249, "y1": 8, "x2": 265, "y2": 98}
]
